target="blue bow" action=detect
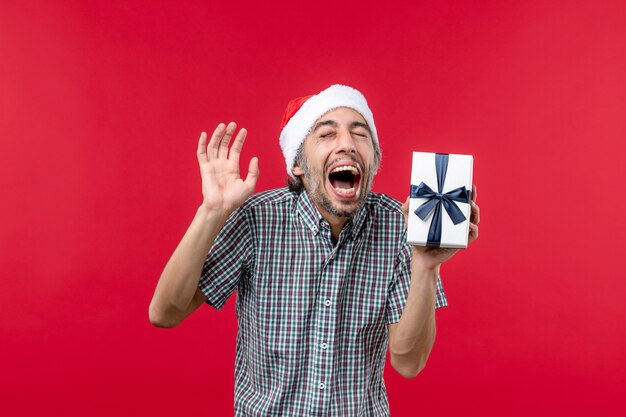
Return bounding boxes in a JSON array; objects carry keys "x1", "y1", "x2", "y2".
[{"x1": 410, "y1": 153, "x2": 471, "y2": 247}]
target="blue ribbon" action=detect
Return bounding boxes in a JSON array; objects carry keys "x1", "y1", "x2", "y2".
[{"x1": 410, "y1": 153, "x2": 471, "y2": 247}]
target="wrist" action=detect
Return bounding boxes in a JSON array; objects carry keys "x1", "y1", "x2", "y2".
[
  {"x1": 411, "y1": 247, "x2": 441, "y2": 274},
  {"x1": 196, "y1": 204, "x2": 232, "y2": 225}
]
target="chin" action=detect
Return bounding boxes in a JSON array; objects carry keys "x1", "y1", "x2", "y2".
[{"x1": 320, "y1": 182, "x2": 371, "y2": 218}]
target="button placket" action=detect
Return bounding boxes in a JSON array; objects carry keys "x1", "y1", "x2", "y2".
[{"x1": 314, "y1": 241, "x2": 337, "y2": 413}]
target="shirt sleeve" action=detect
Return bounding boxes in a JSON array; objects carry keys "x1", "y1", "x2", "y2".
[
  {"x1": 386, "y1": 242, "x2": 448, "y2": 324},
  {"x1": 198, "y1": 205, "x2": 254, "y2": 310}
]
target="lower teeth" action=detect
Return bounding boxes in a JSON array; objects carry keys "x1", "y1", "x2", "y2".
[{"x1": 335, "y1": 187, "x2": 355, "y2": 195}]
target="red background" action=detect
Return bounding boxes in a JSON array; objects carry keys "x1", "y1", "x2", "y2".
[{"x1": 2, "y1": 1, "x2": 625, "y2": 415}]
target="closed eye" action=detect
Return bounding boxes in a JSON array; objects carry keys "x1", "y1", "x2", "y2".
[{"x1": 350, "y1": 121, "x2": 372, "y2": 138}]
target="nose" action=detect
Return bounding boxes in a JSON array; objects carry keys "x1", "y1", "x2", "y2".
[{"x1": 336, "y1": 128, "x2": 357, "y2": 153}]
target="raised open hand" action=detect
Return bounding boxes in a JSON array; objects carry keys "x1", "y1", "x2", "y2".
[{"x1": 197, "y1": 122, "x2": 259, "y2": 214}]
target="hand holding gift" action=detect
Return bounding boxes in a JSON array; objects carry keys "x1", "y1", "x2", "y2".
[{"x1": 402, "y1": 152, "x2": 480, "y2": 270}]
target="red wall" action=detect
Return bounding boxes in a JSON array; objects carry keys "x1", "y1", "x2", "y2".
[{"x1": 1, "y1": 1, "x2": 625, "y2": 415}]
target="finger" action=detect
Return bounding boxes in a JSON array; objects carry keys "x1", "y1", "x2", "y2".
[
  {"x1": 401, "y1": 197, "x2": 409, "y2": 215},
  {"x1": 401, "y1": 197, "x2": 410, "y2": 227},
  {"x1": 197, "y1": 132, "x2": 208, "y2": 164},
  {"x1": 470, "y1": 201, "x2": 480, "y2": 225},
  {"x1": 244, "y1": 157, "x2": 260, "y2": 189},
  {"x1": 207, "y1": 123, "x2": 226, "y2": 159},
  {"x1": 472, "y1": 184, "x2": 477, "y2": 203},
  {"x1": 218, "y1": 122, "x2": 237, "y2": 159},
  {"x1": 468, "y1": 222, "x2": 479, "y2": 243},
  {"x1": 229, "y1": 127, "x2": 247, "y2": 164}
]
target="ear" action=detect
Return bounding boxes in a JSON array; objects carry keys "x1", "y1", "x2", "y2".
[{"x1": 292, "y1": 164, "x2": 304, "y2": 176}]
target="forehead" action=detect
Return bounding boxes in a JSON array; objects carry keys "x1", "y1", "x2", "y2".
[{"x1": 314, "y1": 107, "x2": 367, "y2": 125}]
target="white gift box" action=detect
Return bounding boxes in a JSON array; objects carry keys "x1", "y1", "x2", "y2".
[{"x1": 407, "y1": 152, "x2": 473, "y2": 248}]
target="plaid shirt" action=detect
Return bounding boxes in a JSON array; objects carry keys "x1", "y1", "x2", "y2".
[{"x1": 199, "y1": 188, "x2": 447, "y2": 417}]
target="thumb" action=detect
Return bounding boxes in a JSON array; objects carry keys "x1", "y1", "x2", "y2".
[
  {"x1": 401, "y1": 197, "x2": 410, "y2": 214},
  {"x1": 401, "y1": 197, "x2": 410, "y2": 228}
]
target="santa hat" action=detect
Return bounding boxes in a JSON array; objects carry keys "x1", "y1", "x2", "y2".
[{"x1": 279, "y1": 84, "x2": 379, "y2": 179}]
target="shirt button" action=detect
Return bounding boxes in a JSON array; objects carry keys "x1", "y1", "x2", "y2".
[
  {"x1": 324, "y1": 299, "x2": 331, "y2": 307},
  {"x1": 321, "y1": 342, "x2": 328, "y2": 350},
  {"x1": 318, "y1": 382, "x2": 325, "y2": 389}
]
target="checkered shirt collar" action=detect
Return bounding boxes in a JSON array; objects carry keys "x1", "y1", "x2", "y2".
[{"x1": 295, "y1": 190, "x2": 370, "y2": 240}]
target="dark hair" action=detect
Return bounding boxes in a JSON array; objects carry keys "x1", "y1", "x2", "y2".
[
  {"x1": 287, "y1": 177, "x2": 305, "y2": 193},
  {"x1": 287, "y1": 144, "x2": 306, "y2": 193}
]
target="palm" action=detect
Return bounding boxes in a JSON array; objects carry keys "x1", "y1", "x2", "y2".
[
  {"x1": 401, "y1": 187, "x2": 479, "y2": 270},
  {"x1": 412, "y1": 245, "x2": 459, "y2": 270},
  {"x1": 197, "y1": 122, "x2": 259, "y2": 213}
]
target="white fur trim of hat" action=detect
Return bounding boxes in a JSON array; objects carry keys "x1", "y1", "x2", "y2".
[{"x1": 279, "y1": 84, "x2": 379, "y2": 179}]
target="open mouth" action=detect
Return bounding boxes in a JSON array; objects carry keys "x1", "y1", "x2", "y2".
[{"x1": 328, "y1": 165, "x2": 361, "y2": 197}]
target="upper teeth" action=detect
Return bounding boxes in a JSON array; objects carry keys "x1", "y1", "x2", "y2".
[{"x1": 331, "y1": 166, "x2": 358, "y2": 174}]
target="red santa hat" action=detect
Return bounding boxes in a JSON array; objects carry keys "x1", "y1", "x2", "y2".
[{"x1": 279, "y1": 84, "x2": 379, "y2": 179}]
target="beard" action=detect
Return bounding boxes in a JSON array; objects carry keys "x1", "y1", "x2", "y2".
[{"x1": 299, "y1": 155, "x2": 374, "y2": 218}]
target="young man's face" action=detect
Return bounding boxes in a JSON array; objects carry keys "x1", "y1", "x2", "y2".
[{"x1": 293, "y1": 107, "x2": 377, "y2": 219}]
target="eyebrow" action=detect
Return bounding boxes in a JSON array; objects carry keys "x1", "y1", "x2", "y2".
[
  {"x1": 351, "y1": 121, "x2": 372, "y2": 136},
  {"x1": 312, "y1": 120, "x2": 338, "y2": 133},
  {"x1": 311, "y1": 120, "x2": 372, "y2": 136}
]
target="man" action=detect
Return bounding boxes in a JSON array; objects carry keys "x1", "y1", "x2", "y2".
[{"x1": 149, "y1": 84, "x2": 480, "y2": 416}]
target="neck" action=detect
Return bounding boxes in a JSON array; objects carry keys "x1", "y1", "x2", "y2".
[
  {"x1": 322, "y1": 211, "x2": 349, "y2": 243},
  {"x1": 304, "y1": 195, "x2": 350, "y2": 242}
]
